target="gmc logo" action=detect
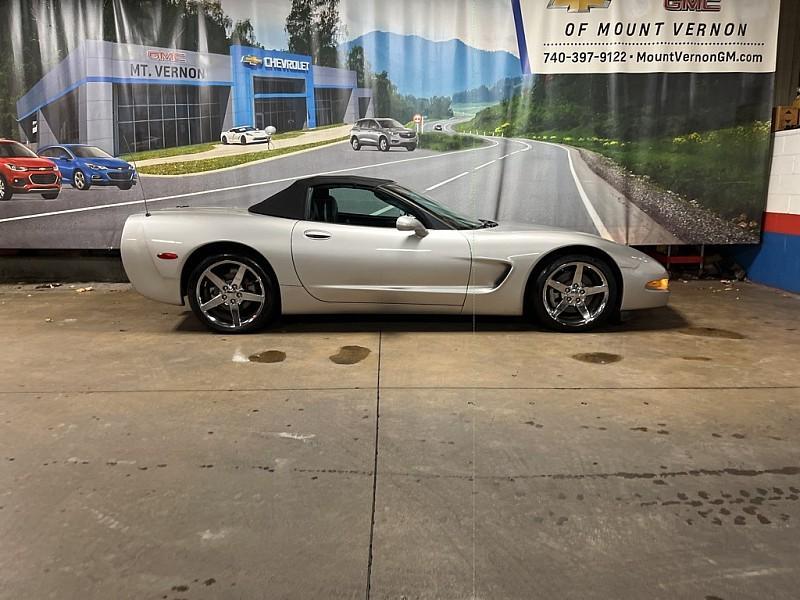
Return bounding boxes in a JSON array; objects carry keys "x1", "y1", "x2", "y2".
[
  {"x1": 147, "y1": 50, "x2": 188, "y2": 63},
  {"x1": 665, "y1": 0, "x2": 721, "y2": 11}
]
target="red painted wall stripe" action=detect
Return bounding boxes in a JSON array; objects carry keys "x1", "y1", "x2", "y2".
[{"x1": 763, "y1": 212, "x2": 800, "y2": 236}]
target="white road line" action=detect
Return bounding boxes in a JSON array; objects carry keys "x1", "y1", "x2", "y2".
[
  {"x1": 426, "y1": 171, "x2": 471, "y2": 191},
  {"x1": 474, "y1": 160, "x2": 496, "y2": 171},
  {"x1": 530, "y1": 140, "x2": 612, "y2": 240},
  {"x1": 0, "y1": 138, "x2": 501, "y2": 224}
]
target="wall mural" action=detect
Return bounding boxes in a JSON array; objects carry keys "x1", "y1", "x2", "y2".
[{"x1": 0, "y1": 0, "x2": 781, "y2": 249}]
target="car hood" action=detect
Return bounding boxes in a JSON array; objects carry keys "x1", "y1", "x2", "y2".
[
  {"x1": 488, "y1": 220, "x2": 595, "y2": 235},
  {"x1": 6, "y1": 156, "x2": 57, "y2": 169},
  {"x1": 78, "y1": 156, "x2": 133, "y2": 169},
  {"x1": 475, "y1": 221, "x2": 660, "y2": 270},
  {"x1": 386, "y1": 127, "x2": 414, "y2": 134}
]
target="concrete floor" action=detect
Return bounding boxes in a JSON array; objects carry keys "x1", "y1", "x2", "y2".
[{"x1": 0, "y1": 280, "x2": 798, "y2": 599}]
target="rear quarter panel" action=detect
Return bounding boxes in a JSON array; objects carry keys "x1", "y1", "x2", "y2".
[{"x1": 121, "y1": 210, "x2": 298, "y2": 305}]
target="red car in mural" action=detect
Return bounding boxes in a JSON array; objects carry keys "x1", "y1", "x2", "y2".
[{"x1": 0, "y1": 139, "x2": 61, "y2": 201}]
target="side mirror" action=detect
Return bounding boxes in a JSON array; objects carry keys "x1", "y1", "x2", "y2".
[{"x1": 396, "y1": 215, "x2": 428, "y2": 238}]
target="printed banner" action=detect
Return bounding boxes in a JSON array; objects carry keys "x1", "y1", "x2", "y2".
[
  {"x1": 0, "y1": 0, "x2": 783, "y2": 249},
  {"x1": 514, "y1": 0, "x2": 781, "y2": 74}
]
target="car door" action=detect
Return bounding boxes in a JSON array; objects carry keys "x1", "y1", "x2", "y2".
[
  {"x1": 364, "y1": 120, "x2": 380, "y2": 146},
  {"x1": 291, "y1": 184, "x2": 471, "y2": 306},
  {"x1": 41, "y1": 147, "x2": 73, "y2": 181}
]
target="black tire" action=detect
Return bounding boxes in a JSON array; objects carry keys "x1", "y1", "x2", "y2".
[
  {"x1": 529, "y1": 253, "x2": 619, "y2": 332},
  {"x1": 0, "y1": 175, "x2": 12, "y2": 201},
  {"x1": 378, "y1": 137, "x2": 389, "y2": 152},
  {"x1": 73, "y1": 169, "x2": 90, "y2": 190},
  {"x1": 222, "y1": 136, "x2": 228, "y2": 145},
  {"x1": 406, "y1": 144, "x2": 416, "y2": 152},
  {"x1": 240, "y1": 136, "x2": 247, "y2": 145},
  {"x1": 41, "y1": 192, "x2": 59, "y2": 200},
  {"x1": 187, "y1": 253, "x2": 279, "y2": 334},
  {"x1": 117, "y1": 183, "x2": 133, "y2": 191},
  {"x1": 351, "y1": 137, "x2": 361, "y2": 151}
]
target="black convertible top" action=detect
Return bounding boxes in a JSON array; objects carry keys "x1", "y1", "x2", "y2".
[{"x1": 248, "y1": 176, "x2": 396, "y2": 219}]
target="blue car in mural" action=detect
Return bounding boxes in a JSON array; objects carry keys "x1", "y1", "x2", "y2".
[{"x1": 37, "y1": 144, "x2": 137, "y2": 191}]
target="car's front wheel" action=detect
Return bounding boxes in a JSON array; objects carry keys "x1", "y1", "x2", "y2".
[
  {"x1": 351, "y1": 137, "x2": 361, "y2": 151},
  {"x1": 378, "y1": 137, "x2": 389, "y2": 152},
  {"x1": 118, "y1": 183, "x2": 133, "y2": 191},
  {"x1": 41, "y1": 192, "x2": 59, "y2": 200},
  {"x1": 406, "y1": 144, "x2": 416, "y2": 152},
  {"x1": 0, "y1": 176, "x2": 12, "y2": 201},
  {"x1": 73, "y1": 170, "x2": 90, "y2": 190},
  {"x1": 530, "y1": 254, "x2": 618, "y2": 332},
  {"x1": 187, "y1": 254, "x2": 279, "y2": 334}
]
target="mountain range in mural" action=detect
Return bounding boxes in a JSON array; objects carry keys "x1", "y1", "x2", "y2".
[{"x1": 340, "y1": 31, "x2": 523, "y2": 98}]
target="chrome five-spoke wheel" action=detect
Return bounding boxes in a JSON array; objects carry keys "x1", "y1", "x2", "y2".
[
  {"x1": 533, "y1": 254, "x2": 618, "y2": 332},
  {"x1": 188, "y1": 255, "x2": 278, "y2": 333}
]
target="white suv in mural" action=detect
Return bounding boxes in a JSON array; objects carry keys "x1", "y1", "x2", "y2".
[
  {"x1": 350, "y1": 118, "x2": 417, "y2": 152},
  {"x1": 220, "y1": 126, "x2": 270, "y2": 145}
]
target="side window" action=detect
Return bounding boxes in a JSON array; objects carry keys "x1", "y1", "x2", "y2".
[
  {"x1": 57, "y1": 148, "x2": 71, "y2": 159},
  {"x1": 367, "y1": 120, "x2": 378, "y2": 130},
  {"x1": 40, "y1": 148, "x2": 57, "y2": 158},
  {"x1": 309, "y1": 186, "x2": 412, "y2": 227}
]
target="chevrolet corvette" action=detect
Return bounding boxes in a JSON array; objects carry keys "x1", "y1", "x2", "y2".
[{"x1": 121, "y1": 176, "x2": 670, "y2": 333}]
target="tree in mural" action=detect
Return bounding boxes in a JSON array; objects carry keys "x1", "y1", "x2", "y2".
[
  {"x1": 345, "y1": 45, "x2": 368, "y2": 88},
  {"x1": 285, "y1": 0, "x2": 340, "y2": 67}
]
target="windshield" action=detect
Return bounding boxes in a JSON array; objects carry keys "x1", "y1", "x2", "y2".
[
  {"x1": 72, "y1": 146, "x2": 112, "y2": 159},
  {"x1": 0, "y1": 141, "x2": 38, "y2": 158},
  {"x1": 377, "y1": 119, "x2": 404, "y2": 129},
  {"x1": 386, "y1": 184, "x2": 483, "y2": 230},
  {"x1": 234, "y1": 126, "x2": 256, "y2": 132}
]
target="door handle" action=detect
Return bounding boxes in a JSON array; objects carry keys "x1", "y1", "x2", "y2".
[{"x1": 304, "y1": 230, "x2": 331, "y2": 240}]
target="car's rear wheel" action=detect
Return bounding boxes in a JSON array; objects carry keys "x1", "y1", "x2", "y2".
[
  {"x1": 0, "y1": 176, "x2": 12, "y2": 201},
  {"x1": 240, "y1": 136, "x2": 247, "y2": 145},
  {"x1": 378, "y1": 137, "x2": 389, "y2": 152},
  {"x1": 351, "y1": 137, "x2": 361, "y2": 151},
  {"x1": 187, "y1": 254, "x2": 279, "y2": 334},
  {"x1": 221, "y1": 136, "x2": 228, "y2": 145},
  {"x1": 73, "y1": 170, "x2": 90, "y2": 190},
  {"x1": 530, "y1": 254, "x2": 618, "y2": 332},
  {"x1": 41, "y1": 192, "x2": 59, "y2": 200}
]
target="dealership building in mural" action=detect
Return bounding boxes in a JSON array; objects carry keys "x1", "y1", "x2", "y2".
[{"x1": 16, "y1": 40, "x2": 374, "y2": 155}]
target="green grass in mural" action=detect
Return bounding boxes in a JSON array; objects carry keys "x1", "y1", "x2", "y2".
[
  {"x1": 418, "y1": 132, "x2": 486, "y2": 152},
  {"x1": 137, "y1": 137, "x2": 348, "y2": 175},
  {"x1": 121, "y1": 142, "x2": 216, "y2": 162}
]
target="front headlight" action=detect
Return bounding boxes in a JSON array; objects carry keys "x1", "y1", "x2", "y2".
[
  {"x1": 86, "y1": 163, "x2": 107, "y2": 171},
  {"x1": 646, "y1": 278, "x2": 670, "y2": 291},
  {"x1": 6, "y1": 164, "x2": 27, "y2": 172}
]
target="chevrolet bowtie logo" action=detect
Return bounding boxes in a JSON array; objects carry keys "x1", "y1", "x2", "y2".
[
  {"x1": 547, "y1": 0, "x2": 611, "y2": 13},
  {"x1": 241, "y1": 55, "x2": 263, "y2": 67}
]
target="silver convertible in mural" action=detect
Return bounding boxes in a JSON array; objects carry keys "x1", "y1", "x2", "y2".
[{"x1": 121, "y1": 176, "x2": 670, "y2": 333}]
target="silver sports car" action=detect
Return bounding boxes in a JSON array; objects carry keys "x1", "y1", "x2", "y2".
[{"x1": 121, "y1": 176, "x2": 670, "y2": 333}]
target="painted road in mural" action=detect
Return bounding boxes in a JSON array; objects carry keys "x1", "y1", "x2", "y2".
[{"x1": 0, "y1": 120, "x2": 675, "y2": 249}]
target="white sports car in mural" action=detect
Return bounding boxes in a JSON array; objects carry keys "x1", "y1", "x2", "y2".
[
  {"x1": 220, "y1": 126, "x2": 270, "y2": 145},
  {"x1": 121, "y1": 176, "x2": 670, "y2": 334}
]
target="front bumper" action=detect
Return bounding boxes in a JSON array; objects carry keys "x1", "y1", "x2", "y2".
[
  {"x1": 9, "y1": 172, "x2": 61, "y2": 193},
  {"x1": 88, "y1": 169, "x2": 137, "y2": 186},
  {"x1": 390, "y1": 135, "x2": 418, "y2": 147}
]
